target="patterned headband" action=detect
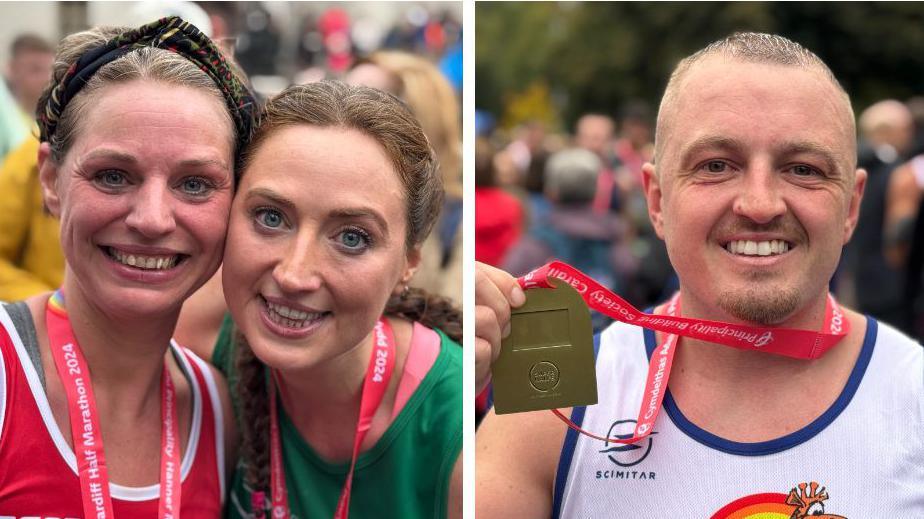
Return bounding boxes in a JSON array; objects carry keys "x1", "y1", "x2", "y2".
[{"x1": 39, "y1": 16, "x2": 255, "y2": 150}]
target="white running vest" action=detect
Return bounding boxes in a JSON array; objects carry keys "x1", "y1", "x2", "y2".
[{"x1": 553, "y1": 317, "x2": 924, "y2": 518}]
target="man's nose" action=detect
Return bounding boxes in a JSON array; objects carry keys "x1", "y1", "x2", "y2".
[{"x1": 732, "y1": 163, "x2": 787, "y2": 224}]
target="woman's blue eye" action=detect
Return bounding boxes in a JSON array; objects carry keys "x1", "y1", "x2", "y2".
[
  {"x1": 339, "y1": 229, "x2": 370, "y2": 250},
  {"x1": 97, "y1": 170, "x2": 126, "y2": 187},
  {"x1": 256, "y1": 208, "x2": 285, "y2": 229},
  {"x1": 181, "y1": 177, "x2": 211, "y2": 195}
]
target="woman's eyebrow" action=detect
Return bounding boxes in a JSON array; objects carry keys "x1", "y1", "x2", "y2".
[{"x1": 245, "y1": 187, "x2": 297, "y2": 212}]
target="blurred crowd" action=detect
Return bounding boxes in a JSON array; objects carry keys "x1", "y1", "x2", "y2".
[
  {"x1": 476, "y1": 96, "x2": 924, "y2": 341},
  {"x1": 476, "y1": 104, "x2": 674, "y2": 333},
  {"x1": 0, "y1": 1, "x2": 463, "y2": 309}
]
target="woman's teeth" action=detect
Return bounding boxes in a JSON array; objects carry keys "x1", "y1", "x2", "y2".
[
  {"x1": 265, "y1": 300, "x2": 325, "y2": 328},
  {"x1": 108, "y1": 247, "x2": 179, "y2": 270},
  {"x1": 726, "y1": 239, "x2": 790, "y2": 256}
]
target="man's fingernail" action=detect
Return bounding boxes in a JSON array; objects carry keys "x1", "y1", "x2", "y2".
[{"x1": 502, "y1": 323, "x2": 511, "y2": 338}]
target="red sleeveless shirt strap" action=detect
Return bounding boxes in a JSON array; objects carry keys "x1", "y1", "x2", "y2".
[{"x1": 176, "y1": 346, "x2": 225, "y2": 506}]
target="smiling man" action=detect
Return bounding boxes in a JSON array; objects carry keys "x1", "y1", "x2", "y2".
[{"x1": 475, "y1": 32, "x2": 924, "y2": 517}]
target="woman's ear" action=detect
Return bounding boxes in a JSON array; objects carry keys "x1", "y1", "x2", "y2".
[
  {"x1": 38, "y1": 142, "x2": 62, "y2": 217},
  {"x1": 394, "y1": 245, "x2": 422, "y2": 295}
]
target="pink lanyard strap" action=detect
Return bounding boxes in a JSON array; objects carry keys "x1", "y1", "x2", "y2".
[
  {"x1": 517, "y1": 261, "x2": 849, "y2": 443},
  {"x1": 256, "y1": 317, "x2": 397, "y2": 519},
  {"x1": 45, "y1": 290, "x2": 182, "y2": 519}
]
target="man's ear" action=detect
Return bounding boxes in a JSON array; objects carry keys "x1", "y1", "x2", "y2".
[
  {"x1": 843, "y1": 168, "x2": 868, "y2": 244},
  {"x1": 642, "y1": 162, "x2": 665, "y2": 239},
  {"x1": 38, "y1": 142, "x2": 62, "y2": 217}
]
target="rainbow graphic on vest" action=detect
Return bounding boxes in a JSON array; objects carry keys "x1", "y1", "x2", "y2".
[{"x1": 711, "y1": 482, "x2": 845, "y2": 519}]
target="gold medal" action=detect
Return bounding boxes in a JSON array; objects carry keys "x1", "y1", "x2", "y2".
[{"x1": 492, "y1": 278, "x2": 597, "y2": 414}]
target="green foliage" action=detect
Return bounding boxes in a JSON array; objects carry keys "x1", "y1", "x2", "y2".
[{"x1": 476, "y1": 2, "x2": 924, "y2": 130}]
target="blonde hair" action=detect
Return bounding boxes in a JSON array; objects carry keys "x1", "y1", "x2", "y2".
[{"x1": 362, "y1": 51, "x2": 462, "y2": 198}]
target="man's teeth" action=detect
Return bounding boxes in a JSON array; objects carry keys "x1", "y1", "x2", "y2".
[
  {"x1": 726, "y1": 240, "x2": 790, "y2": 256},
  {"x1": 109, "y1": 248, "x2": 179, "y2": 270},
  {"x1": 265, "y1": 300, "x2": 324, "y2": 328}
]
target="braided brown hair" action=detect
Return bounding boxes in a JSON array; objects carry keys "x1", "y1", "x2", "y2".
[{"x1": 234, "y1": 80, "x2": 461, "y2": 512}]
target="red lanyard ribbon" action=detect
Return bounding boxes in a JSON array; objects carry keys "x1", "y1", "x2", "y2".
[
  {"x1": 517, "y1": 261, "x2": 849, "y2": 443},
  {"x1": 45, "y1": 290, "x2": 181, "y2": 518},
  {"x1": 256, "y1": 317, "x2": 397, "y2": 519}
]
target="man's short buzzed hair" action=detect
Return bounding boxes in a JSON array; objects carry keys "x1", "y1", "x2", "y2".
[{"x1": 654, "y1": 32, "x2": 854, "y2": 165}]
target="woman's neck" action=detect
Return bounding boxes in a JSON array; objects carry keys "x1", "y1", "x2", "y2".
[
  {"x1": 53, "y1": 275, "x2": 180, "y2": 415},
  {"x1": 274, "y1": 318, "x2": 412, "y2": 461}
]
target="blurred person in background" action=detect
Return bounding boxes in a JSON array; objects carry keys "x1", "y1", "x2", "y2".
[
  {"x1": 475, "y1": 137, "x2": 522, "y2": 268},
  {"x1": 317, "y1": 7, "x2": 352, "y2": 75},
  {"x1": 506, "y1": 120, "x2": 547, "y2": 179},
  {"x1": 574, "y1": 113, "x2": 623, "y2": 217},
  {"x1": 905, "y1": 96, "x2": 924, "y2": 157},
  {"x1": 887, "y1": 98, "x2": 924, "y2": 339},
  {"x1": 506, "y1": 121, "x2": 552, "y2": 229},
  {"x1": 0, "y1": 34, "x2": 61, "y2": 301},
  {"x1": 574, "y1": 113, "x2": 615, "y2": 161},
  {"x1": 613, "y1": 100, "x2": 654, "y2": 188},
  {"x1": 611, "y1": 101, "x2": 676, "y2": 307},
  {"x1": 881, "y1": 100, "x2": 924, "y2": 270},
  {"x1": 6, "y1": 34, "x2": 54, "y2": 129},
  {"x1": 858, "y1": 99, "x2": 914, "y2": 170},
  {"x1": 0, "y1": 34, "x2": 54, "y2": 160},
  {"x1": 841, "y1": 100, "x2": 914, "y2": 330},
  {"x1": 347, "y1": 50, "x2": 462, "y2": 304},
  {"x1": 503, "y1": 148, "x2": 637, "y2": 330},
  {"x1": 235, "y1": 4, "x2": 281, "y2": 77}
]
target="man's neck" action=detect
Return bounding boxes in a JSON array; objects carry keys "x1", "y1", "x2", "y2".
[{"x1": 657, "y1": 290, "x2": 866, "y2": 442}]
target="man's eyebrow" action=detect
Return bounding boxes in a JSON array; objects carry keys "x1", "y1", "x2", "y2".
[
  {"x1": 775, "y1": 141, "x2": 841, "y2": 174},
  {"x1": 679, "y1": 135, "x2": 746, "y2": 164}
]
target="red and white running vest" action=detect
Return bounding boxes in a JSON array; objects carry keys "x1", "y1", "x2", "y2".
[{"x1": 0, "y1": 304, "x2": 226, "y2": 518}]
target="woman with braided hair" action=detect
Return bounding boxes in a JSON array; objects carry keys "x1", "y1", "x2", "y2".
[
  {"x1": 0, "y1": 17, "x2": 254, "y2": 517},
  {"x1": 208, "y1": 80, "x2": 462, "y2": 518}
]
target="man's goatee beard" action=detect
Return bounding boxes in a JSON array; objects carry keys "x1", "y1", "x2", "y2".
[{"x1": 717, "y1": 288, "x2": 801, "y2": 326}]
